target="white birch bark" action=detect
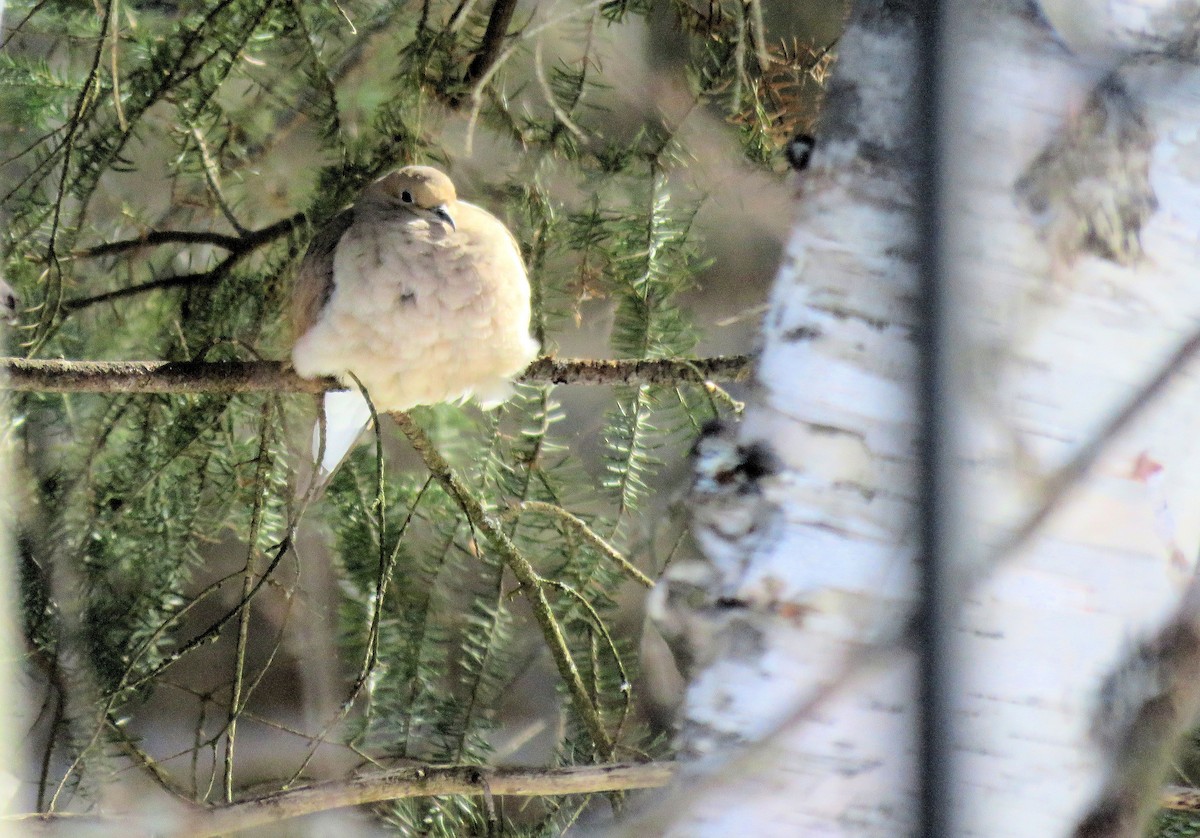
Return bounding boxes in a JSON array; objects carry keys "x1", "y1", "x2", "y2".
[{"x1": 645, "y1": 0, "x2": 1200, "y2": 835}]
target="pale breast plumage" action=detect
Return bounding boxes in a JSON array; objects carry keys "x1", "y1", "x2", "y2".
[{"x1": 291, "y1": 198, "x2": 537, "y2": 412}]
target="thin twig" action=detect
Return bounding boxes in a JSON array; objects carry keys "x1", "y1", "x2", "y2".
[
  {"x1": 224, "y1": 401, "x2": 276, "y2": 801},
  {"x1": 108, "y1": 0, "x2": 127, "y2": 131},
  {"x1": 105, "y1": 718, "x2": 194, "y2": 803},
  {"x1": 511, "y1": 500, "x2": 653, "y2": 588},
  {"x1": 189, "y1": 126, "x2": 249, "y2": 235},
  {"x1": 60, "y1": 212, "x2": 303, "y2": 315},
  {"x1": 0, "y1": 355, "x2": 753, "y2": 394},
  {"x1": 533, "y1": 37, "x2": 585, "y2": 141},
  {"x1": 283, "y1": 385, "x2": 434, "y2": 788},
  {"x1": 979, "y1": 322, "x2": 1200, "y2": 581},
  {"x1": 62, "y1": 259, "x2": 235, "y2": 312},
  {"x1": 35, "y1": 0, "x2": 118, "y2": 348},
  {"x1": 463, "y1": 0, "x2": 608, "y2": 153},
  {"x1": 748, "y1": 0, "x2": 771, "y2": 70}
]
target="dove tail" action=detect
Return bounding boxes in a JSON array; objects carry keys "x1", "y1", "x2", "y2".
[{"x1": 300, "y1": 389, "x2": 374, "y2": 496}]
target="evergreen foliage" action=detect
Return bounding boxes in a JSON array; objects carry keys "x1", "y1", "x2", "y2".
[
  {"x1": 1, "y1": 0, "x2": 826, "y2": 833},
  {"x1": 1156, "y1": 812, "x2": 1200, "y2": 838}
]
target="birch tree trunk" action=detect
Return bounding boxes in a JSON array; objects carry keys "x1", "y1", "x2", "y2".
[{"x1": 647, "y1": 0, "x2": 1200, "y2": 835}]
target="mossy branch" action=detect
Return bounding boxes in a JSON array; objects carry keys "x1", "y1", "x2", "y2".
[
  {"x1": 0, "y1": 355, "x2": 752, "y2": 394},
  {"x1": 14, "y1": 762, "x2": 675, "y2": 837}
]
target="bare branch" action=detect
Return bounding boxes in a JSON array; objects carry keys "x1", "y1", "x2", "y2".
[
  {"x1": 73, "y1": 212, "x2": 303, "y2": 260},
  {"x1": 62, "y1": 261, "x2": 232, "y2": 312},
  {"x1": 62, "y1": 212, "x2": 307, "y2": 314},
  {"x1": 0, "y1": 355, "x2": 753, "y2": 395},
  {"x1": 463, "y1": 0, "x2": 520, "y2": 88},
  {"x1": 982, "y1": 321, "x2": 1200, "y2": 580},
  {"x1": 74, "y1": 229, "x2": 245, "y2": 258}
]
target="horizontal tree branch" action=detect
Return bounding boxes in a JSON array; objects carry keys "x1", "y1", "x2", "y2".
[
  {"x1": 74, "y1": 228, "x2": 245, "y2": 257},
  {"x1": 13, "y1": 762, "x2": 675, "y2": 837},
  {"x1": 63, "y1": 212, "x2": 309, "y2": 314},
  {"x1": 0, "y1": 355, "x2": 753, "y2": 395},
  {"x1": 73, "y1": 212, "x2": 304, "y2": 260},
  {"x1": 13, "y1": 764, "x2": 1200, "y2": 837}
]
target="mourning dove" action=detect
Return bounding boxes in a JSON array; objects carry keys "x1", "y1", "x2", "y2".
[{"x1": 291, "y1": 165, "x2": 539, "y2": 476}]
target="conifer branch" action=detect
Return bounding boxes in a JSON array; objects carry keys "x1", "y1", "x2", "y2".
[
  {"x1": 391, "y1": 410, "x2": 615, "y2": 758},
  {"x1": 224, "y1": 402, "x2": 278, "y2": 802},
  {"x1": 3, "y1": 1, "x2": 799, "y2": 829},
  {"x1": 0, "y1": 356, "x2": 753, "y2": 394},
  {"x1": 513, "y1": 500, "x2": 654, "y2": 588}
]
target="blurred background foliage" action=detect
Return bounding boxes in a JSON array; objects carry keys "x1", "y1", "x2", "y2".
[{"x1": 0, "y1": 0, "x2": 839, "y2": 834}]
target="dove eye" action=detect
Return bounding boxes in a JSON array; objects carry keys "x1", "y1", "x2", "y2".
[{"x1": 400, "y1": 190, "x2": 414, "y2": 204}]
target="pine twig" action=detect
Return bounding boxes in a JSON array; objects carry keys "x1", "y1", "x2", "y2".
[
  {"x1": 0, "y1": 356, "x2": 753, "y2": 394},
  {"x1": 511, "y1": 500, "x2": 653, "y2": 588}
]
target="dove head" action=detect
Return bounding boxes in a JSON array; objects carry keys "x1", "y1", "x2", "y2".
[{"x1": 361, "y1": 166, "x2": 458, "y2": 231}]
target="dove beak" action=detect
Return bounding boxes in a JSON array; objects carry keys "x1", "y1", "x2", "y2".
[{"x1": 433, "y1": 205, "x2": 456, "y2": 231}]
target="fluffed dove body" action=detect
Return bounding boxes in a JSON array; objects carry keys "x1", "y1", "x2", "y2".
[{"x1": 291, "y1": 166, "x2": 538, "y2": 476}]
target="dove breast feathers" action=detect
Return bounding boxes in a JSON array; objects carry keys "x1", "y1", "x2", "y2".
[{"x1": 291, "y1": 196, "x2": 538, "y2": 412}]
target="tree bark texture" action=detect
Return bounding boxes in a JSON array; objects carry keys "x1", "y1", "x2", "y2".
[{"x1": 652, "y1": 0, "x2": 1200, "y2": 835}]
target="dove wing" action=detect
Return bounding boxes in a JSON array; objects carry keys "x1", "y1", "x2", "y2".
[{"x1": 292, "y1": 208, "x2": 354, "y2": 340}]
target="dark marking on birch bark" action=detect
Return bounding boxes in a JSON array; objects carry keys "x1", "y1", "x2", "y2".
[
  {"x1": 811, "y1": 304, "x2": 892, "y2": 331},
  {"x1": 787, "y1": 134, "x2": 816, "y2": 172},
  {"x1": 1073, "y1": 798, "x2": 1126, "y2": 838},
  {"x1": 722, "y1": 618, "x2": 767, "y2": 659},
  {"x1": 784, "y1": 324, "x2": 822, "y2": 342},
  {"x1": 1016, "y1": 75, "x2": 1157, "y2": 267},
  {"x1": 692, "y1": 421, "x2": 781, "y2": 493},
  {"x1": 820, "y1": 81, "x2": 865, "y2": 147},
  {"x1": 806, "y1": 421, "x2": 867, "y2": 441}
]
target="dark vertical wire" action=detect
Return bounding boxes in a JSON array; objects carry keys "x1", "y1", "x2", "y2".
[{"x1": 913, "y1": 0, "x2": 953, "y2": 836}]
